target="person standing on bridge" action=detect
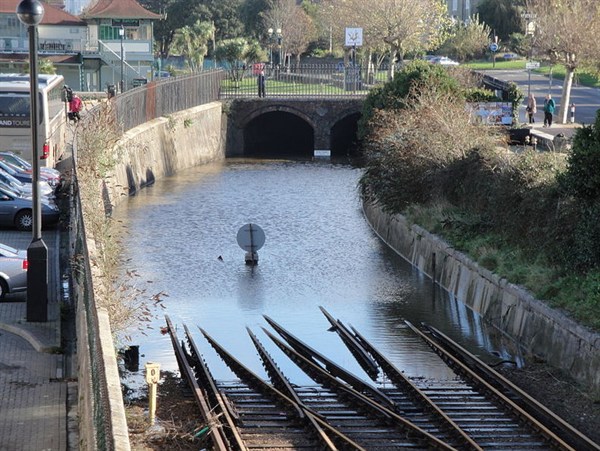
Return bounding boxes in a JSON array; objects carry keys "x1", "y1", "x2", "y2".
[
  {"x1": 258, "y1": 70, "x2": 266, "y2": 98},
  {"x1": 526, "y1": 93, "x2": 537, "y2": 124},
  {"x1": 543, "y1": 94, "x2": 555, "y2": 127}
]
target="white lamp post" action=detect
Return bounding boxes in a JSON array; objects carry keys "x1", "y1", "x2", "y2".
[{"x1": 16, "y1": 0, "x2": 48, "y2": 322}]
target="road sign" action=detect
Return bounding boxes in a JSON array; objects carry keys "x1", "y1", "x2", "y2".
[
  {"x1": 526, "y1": 61, "x2": 540, "y2": 70},
  {"x1": 345, "y1": 28, "x2": 363, "y2": 47},
  {"x1": 237, "y1": 223, "x2": 265, "y2": 253},
  {"x1": 489, "y1": 43, "x2": 498, "y2": 52}
]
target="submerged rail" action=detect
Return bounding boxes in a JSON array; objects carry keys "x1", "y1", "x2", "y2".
[{"x1": 164, "y1": 309, "x2": 600, "y2": 450}]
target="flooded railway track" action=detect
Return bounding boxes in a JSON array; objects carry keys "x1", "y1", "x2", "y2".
[{"x1": 165, "y1": 308, "x2": 600, "y2": 451}]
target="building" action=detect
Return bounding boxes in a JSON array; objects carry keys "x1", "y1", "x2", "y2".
[
  {"x1": 81, "y1": 0, "x2": 161, "y2": 91},
  {"x1": 447, "y1": 0, "x2": 482, "y2": 22},
  {"x1": 0, "y1": 0, "x2": 87, "y2": 88},
  {"x1": 0, "y1": 0, "x2": 162, "y2": 92}
]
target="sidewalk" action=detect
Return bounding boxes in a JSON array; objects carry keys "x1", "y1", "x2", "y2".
[{"x1": 0, "y1": 227, "x2": 72, "y2": 450}]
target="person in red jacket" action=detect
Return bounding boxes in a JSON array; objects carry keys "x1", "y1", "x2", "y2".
[{"x1": 68, "y1": 94, "x2": 82, "y2": 122}]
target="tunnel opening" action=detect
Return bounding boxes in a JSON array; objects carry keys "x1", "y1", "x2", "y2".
[
  {"x1": 244, "y1": 111, "x2": 314, "y2": 158},
  {"x1": 331, "y1": 112, "x2": 362, "y2": 158}
]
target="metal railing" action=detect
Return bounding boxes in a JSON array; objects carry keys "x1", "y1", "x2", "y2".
[
  {"x1": 107, "y1": 69, "x2": 225, "y2": 133},
  {"x1": 220, "y1": 63, "x2": 388, "y2": 99}
]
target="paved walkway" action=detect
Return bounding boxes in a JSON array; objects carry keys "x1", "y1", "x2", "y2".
[{"x1": 0, "y1": 227, "x2": 71, "y2": 451}]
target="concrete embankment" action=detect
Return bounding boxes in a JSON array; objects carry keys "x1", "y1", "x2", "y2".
[
  {"x1": 104, "y1": 102, "x2": 225, "y2": 209},
  {"x1": 75, "y1": 101, "x2": 225, "y2": 449},
  {"x1": 363, "y1": 200, "x2": 600, "y2": 393}
]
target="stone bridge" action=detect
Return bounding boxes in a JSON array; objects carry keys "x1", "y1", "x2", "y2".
[{"x1": 224, "y1": 98, "x2": 365, "y2": 158}]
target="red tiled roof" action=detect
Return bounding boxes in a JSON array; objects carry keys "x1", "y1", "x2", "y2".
[
  {"x1": 82, "y1": 0, "x2": 161, "y2": 19},
  {"x1": 0, "y1": 0, "x2": 86, "y2": 26}
]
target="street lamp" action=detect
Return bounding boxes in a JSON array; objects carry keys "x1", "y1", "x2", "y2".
[
  {"x1": 16, "y1": 0, "x2": 48, "y2": 322},
  {"x1": 119, "y1": 25, "x2": 124, "y2": 92},
  {"x1": 268, "y1": 28, "x2": 282, "y2": 66}
]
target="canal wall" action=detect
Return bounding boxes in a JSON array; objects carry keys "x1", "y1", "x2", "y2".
[
  {"x1": 105, "y1": 102, "x2": 225, "y2": 209},
  {"x1": 363, "y1": 200, "x2": 600, "y2": 393},
  {"x1": 74, "y1": 100, "x2": 225, "y2": 449}
]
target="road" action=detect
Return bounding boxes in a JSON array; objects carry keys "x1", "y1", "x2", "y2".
[{"x1": 481, "y1": 69, "x2": 600, "y2": 126}]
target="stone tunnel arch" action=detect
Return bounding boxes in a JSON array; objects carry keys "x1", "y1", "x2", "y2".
[
  {"x1": 243, "y1": 110, "x2": 315, "y2": 157},
  {"x1": 330, "y1": 112, "x2": 362, "y2": 157}
]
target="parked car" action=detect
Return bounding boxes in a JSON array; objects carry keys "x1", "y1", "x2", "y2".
[
  {"x1": 0, "y1": 151, "x2": 62, "y2": 190},
  {"x1": 0, "y1": 168, "x2": 55, "y2": 199},
  {"x1": 0, "y1": 160, "x2": 59, "y2": 191},
  {"x1": 0, "y1": 242, "x2": 28, "y2": 299},
  {"x1": 431, "y1": 56, "x2": 460, "y2": 66},
  {"x1": 0, "y1": 186, "x2": 60, "y2": 231}
]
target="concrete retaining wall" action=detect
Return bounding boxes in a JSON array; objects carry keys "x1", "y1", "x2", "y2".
[
  {"x1": 363, "y1": 200, "x2": 600, "y2": 392},
  {"x1": 104, "y1": 102, "x2": 225, "y2": 209},
  {"x1": 76, "y1": 101, "x2": 225, "y2": 449}
]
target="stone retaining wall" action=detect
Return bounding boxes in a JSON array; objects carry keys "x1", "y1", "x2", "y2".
[
  {"x1": 363, "y1": 200, "x2": 600, "y2": 393},
  {"x1": 105, "y1": 102, "x2": 225, "y2": 209},
  {"x1": 76, "y1": 101, "x2": 225, "y2": 449}
]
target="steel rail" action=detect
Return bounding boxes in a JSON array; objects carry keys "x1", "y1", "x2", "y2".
[
  {"x1": 182, "y1": 325, "x2": 248, "y2": 451},
  {"x1": 262, "y1": 327, "x2": 458, "y2": 450},
  {"x1": 246, "y1": 327, "x2": 367, "y2": 451},
  {"x1": 263, "y1": 315, "x2": 398, "y2": 410},
  {"x1": 319, "y1": 306, "x2": 379, "y2": 380},
  {"x1": 405, "y1": 321, "x2": 577, "y2": 451},
  {"x1": 337, "y1": 321, "x2": 483, "y2": 450},
  {"x1": 164, "y1": 316, "x2": 230, "y2": 451},
  {"x1": 423, "y1": 323, "x2": 600, "y2": 451}
]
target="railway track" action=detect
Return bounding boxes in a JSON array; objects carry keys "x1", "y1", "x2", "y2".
[{"x1": 164, "y1": 308, "x2": 600, "y2": 450}]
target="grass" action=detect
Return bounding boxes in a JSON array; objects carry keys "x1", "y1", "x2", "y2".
[
  {"x1": 405, "y1": 202, "x2": 600, "y2": 331},
  {"x1": 465, "y1": 59, "x2": 600, "y2": 88},
  {"x1": 465, "y1": 58, "x2": 531, "y2": 70}
]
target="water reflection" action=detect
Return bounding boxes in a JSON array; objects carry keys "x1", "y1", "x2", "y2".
[{"x1": 114, "y1": 159, "x2": 521, "y2": 388}]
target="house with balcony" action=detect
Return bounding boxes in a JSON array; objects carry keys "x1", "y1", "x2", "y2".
[
  {"x1": 0, "y1": 0, "x2": 161, "y2": 92},
  {"x1": 0, "y1": 0, "x2": 87, "y2": 88},
  {"x1": 81, "y1": 0, "x2": 161, "y2": 92}
]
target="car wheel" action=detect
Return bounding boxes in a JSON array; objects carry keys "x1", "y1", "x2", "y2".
[
  {"x1": 15, "y1": 210, "x2": 33, "y2": 231},
  {"x1": 0, "y1": 278, "x2": 8, "y2": 300}
]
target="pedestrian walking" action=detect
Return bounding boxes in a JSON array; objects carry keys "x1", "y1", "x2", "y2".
[
  {"x1": 257, "y1": 70, "x2": 266, "y2": 98},
  {"x1": 543, "y1": 94, "x2": 555, "y2": 127},
  {"x1": 526, "y1": 93, "x2": 537, "y2": 124}
]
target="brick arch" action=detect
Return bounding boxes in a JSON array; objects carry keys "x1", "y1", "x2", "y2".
[
  {"x1": 329, "y1": 106, "x2": 363, "y2": 128},
  {"x1": 239, "y1": 104, "x2": 317, "y2": 131}
]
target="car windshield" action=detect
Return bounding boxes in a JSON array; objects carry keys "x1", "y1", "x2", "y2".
[
  {"x1": 0, "y1": 153, "x2": 32, "y2": 170},
  {"x1": 0, "y1": 242, "x2": 18, "y2": 256},
  {"x1": 0, "y1": 169, "x2": 24, "y2": 187}
]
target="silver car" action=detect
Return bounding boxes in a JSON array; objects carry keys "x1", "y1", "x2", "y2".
[{"x1": 0, "y1": 242, "x2": 27, "y2": 299}]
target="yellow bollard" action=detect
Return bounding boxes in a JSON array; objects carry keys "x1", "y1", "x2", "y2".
[{"x1": 145, "y1": 362, "x2": 161, "y2": 425}]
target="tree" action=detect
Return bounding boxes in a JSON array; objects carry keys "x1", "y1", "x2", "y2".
[
  {"x1": 260, "y1": 0, "x2": 316, "y2": 65},
  {"x1": 323, "y1": 0, "x2": 449, "y2": 79},
  {"x1": 438, "y1": 15, "x2": 491, "y2": 62},
  {"x1": 214, "y1": 38, "x2": 266, "y2": 85},
  {"x1": 171, "y1": 20, "x2": 215, "y2": 72},
  {"x1": 139, "y1": 0, "x2": 195, "y2": 59},
  {"x1": 526, "y1": 0, "x2": 600, "y2": 123},
  {"x1": 194, "y1": 0, "x2": 245, "y2": 41},
  {"x1": 476, "y1": 0, "x2": 524, "y2": 42}
]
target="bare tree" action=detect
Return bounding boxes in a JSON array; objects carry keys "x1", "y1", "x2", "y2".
[
  {"x1": 323, "y1": 0, "x2": 449, "y2": 78},
  {"x1": 526, "y1": 0, "x2": 600, "y2": 123},
  {"x1": 261, "y1": 0, "x2": 316, "y2": 66}
]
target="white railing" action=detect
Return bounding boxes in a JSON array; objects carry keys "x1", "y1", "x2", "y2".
[{"x1": 98, "y1": 40, "x2": 141, "y2": 82}]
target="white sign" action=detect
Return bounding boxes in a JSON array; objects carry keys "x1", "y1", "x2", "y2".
[
  {"x1": 526, "y1": 61, "x2": 540, "y2": 69},
  {"x1": 345, "y1": 28, "x2": 363, "y2": 47}
]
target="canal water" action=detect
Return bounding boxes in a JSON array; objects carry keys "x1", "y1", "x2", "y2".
[{"x1": 114, "y1": 158, "x2": 519, "y2": 388}]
